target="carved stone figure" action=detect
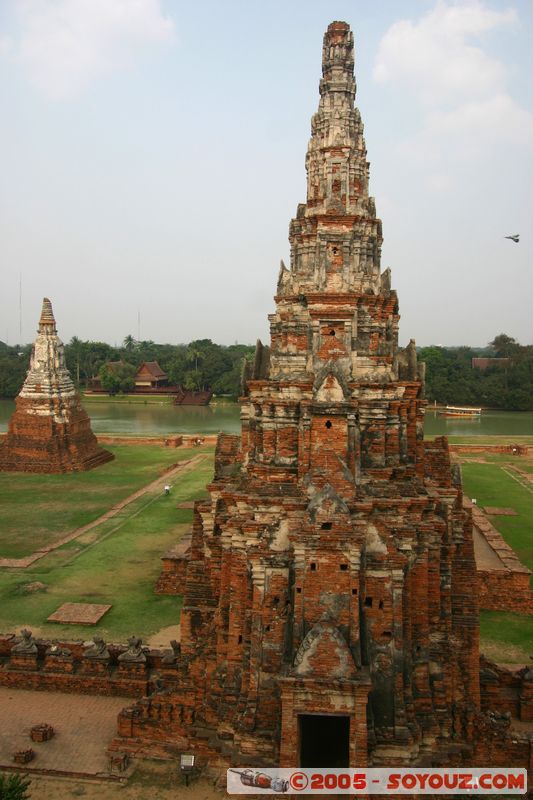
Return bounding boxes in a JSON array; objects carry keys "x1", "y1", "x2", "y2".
[
  {"x1": 84, "y1": 636, "x2": 110, "y2": 661},
  {"x1": 12, "y1": 629, "x2": 38, "y2": 655},
  {"x1": 161, "y1": 639, "x2": 180, "y2": 665},
  {"x1": 118, "y1": 636, "x2": 146, "y2": 663}
]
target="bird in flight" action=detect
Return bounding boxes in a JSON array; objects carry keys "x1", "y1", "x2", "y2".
[{"x1": 504, "y1": 234, "x2": 520, "y2": 243}]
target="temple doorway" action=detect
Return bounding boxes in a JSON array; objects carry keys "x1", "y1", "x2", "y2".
[{"x1": 298, "y1": 714, "x2": 350, "y2": 767}]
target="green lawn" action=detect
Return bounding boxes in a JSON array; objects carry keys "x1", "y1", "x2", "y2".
[
  {"x1": 461, "y1": 460, "x2": 533, "y2": 663},
  {"x1": 442, "y1": 435, "x2": 533, "y2": 445},
  {"x1": 461, "y1": 461, "x2": 533, "y2": 576},
  {"x1": 0, "y1": 450, "x2": 214, "y2": 641},
  {"x1": 480, "y1": 611, "x2": 533, "y2": 664},
  {"x1": 0, "y1": 444, "x2": 195, "y2": 558}
]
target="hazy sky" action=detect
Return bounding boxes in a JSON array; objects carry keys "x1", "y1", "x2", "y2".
[{"x1": 1, "y1": 0, "x2": 532, "y2": 349}]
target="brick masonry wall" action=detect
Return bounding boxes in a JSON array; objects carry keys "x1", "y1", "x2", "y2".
[
  {"x1": 478, "y1": 568, "x2": 533, "y2": 613},
  {"x1": 0, "y1": 635, "x2": 175, "y2": 699},
  {"x1": 154, "y1": 555, "x2": 189, "y2": 595}
]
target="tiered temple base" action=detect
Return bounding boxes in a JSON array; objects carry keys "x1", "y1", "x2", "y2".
[{"x1": 0, "y1": 397, "x2": 113, "y2": 473}]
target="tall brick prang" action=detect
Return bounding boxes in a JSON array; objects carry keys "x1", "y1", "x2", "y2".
[
  {"x1": 0, "y1": 298, "x2": 113, "y2": 473},
  {"x1": 113, "y1": 22, "x2": 481, "y2": 770}
]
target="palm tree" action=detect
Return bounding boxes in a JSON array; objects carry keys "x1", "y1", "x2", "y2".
[
  {"x1": 186, "y1": 346, "x2": 203, "y2": 373},
  {"x1": 68, "y1": 336, "x2": 83, "y2": 385},
  {"x1": 123, "y1": 334, "x2": 137, "y2": 353}
]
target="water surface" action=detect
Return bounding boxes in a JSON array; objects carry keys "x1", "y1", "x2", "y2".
[{"x1": 0, "y1": 398, "x2": 531, "y2": 438}]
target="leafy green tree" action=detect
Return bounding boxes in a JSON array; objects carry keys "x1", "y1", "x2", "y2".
[
  {"x1": 64, "y1": 340, "x2": 119, "y2": 385},
  {"x1": 0, "y1": 772, "x2": 31, "y2": 799},
  {"x1": 66, "y1": 336, "x2": 84, "y2": 385},
  {"x1": 0, "y1": 351, "x2": 29, "y2": 398},
  {"x1": 99, "y1": 362, "x2": 136, "y2": 395},
  {"x1": 186, "y1": 345, "x2": 204, "y2": 374},
  {"x1": 490, "y1": 333, "x2": 521, "y2": 358},
  {"x1": 184, "y1": 370, "x2": 202, "y2": 390},
  {"x1": 167, "y1": 346, "x2": 188, "y2": 386}
]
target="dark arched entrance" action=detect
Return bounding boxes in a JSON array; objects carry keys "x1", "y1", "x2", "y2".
[{"x1": 298, "y1": 714, "x2": 350, "y2": 767}]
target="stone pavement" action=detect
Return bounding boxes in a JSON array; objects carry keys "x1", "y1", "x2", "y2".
[
  {"x1": 47, "y1": 603, "x2": 111, "y2": 625},
  {"x1": 0, "y1": 687, "x2": 127, "y2": 776}
]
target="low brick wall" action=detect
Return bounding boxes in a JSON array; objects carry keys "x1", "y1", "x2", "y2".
[
  {"x1": 450, "y1": 443, "x2": 529, "y2": 455},
  {"x1": 479, "y1": 656, "x2": 533, "y2": 722},
  {"x1": 95, "y1": 435, "x2": 183, "y2": 447},
  {"x1": 467, "y1": 499, "x2": 533, "y2": 614},
  {"x1": 154, "y1": 534, "x2": 191, "y2": 595},
  {"x1": 95, "y1": 434, "x2": 217, "y2": 447},
  {"x1": 480, "y1": 656, "x2": 523, "y2": 717},
  {"x1": 478, "y1": 568, "x2": 533, "y2": 614},
  {"x1": 0, "y1": 635, "x2": 178, "y2": 699}
]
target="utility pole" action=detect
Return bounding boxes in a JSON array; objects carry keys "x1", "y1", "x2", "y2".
[{"x1": 19, "y1": 274, "x2": 22, "y2": 344}]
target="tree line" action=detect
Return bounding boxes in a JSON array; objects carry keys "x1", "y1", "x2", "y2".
[
  {"x1": 1, "y1": 333, "x2": 532, "y2": 410},
  {"x1": 421, "y1": 334, "x2": 533, "y2": 411},
  {"x1": 0, "y1": 337, "x2": 255, "y2": 399}
]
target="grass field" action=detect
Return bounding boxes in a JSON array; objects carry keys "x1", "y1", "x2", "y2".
[
  {"x1": 0, "y1": 445, "x2": 194, "y2": 559},
  {"x1": 460, "y1": 456, "x2": 533, "y2": 663},
  {"x1": 0, "y1": 447, "x2": 215, "y2": 641},
  {"x1": 445, "y1": 437, "x2": 533, "y2": 448},
  {"x1": 461, "y1": 460, "x2": 533, "y2": 575},
  {"x1": 1, "y1": 438, "x2": 532, "y2": 660},
  {"x1": 480, "y1": 610, "x2": 533, "y2": 664}
]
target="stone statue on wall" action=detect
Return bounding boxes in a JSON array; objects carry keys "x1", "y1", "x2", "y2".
[
  {"x1": 118, "y1": 635, "x2": 146, "y2": 663},
  {"x1": 12, "y1": 629, "x2": 38, "y2": 654},
  {"x1": 161, "y1": 639, "x2": 180, "y2": 665},
  {"x1": 84, "y1": 636, "x2": 110, "y2": 661}
]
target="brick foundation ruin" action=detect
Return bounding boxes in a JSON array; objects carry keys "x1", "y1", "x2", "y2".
[
  {"x1": 109, "y1": 22, "x2": 532, "y2": 773},
  {"x1": 0, "y1": 298, "x2": 113, "y2": 473},
  {"x1": 468, "y1": 499, "x2": 533, "y2": 614}
]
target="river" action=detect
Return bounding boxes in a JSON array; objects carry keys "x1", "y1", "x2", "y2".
[{"x1": 1, "y1": 398, "x2": 532, "y2": 437}]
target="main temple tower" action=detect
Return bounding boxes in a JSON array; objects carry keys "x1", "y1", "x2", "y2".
[{"x1": 117, "y1": 22, "x2": 479, "y2": 769}]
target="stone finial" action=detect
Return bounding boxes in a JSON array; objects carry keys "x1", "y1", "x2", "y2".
[
  {"x1": 38, "y1": 297, "x2": 57, "y2": 333},
  {"x1": 322, "y1": 21, "x2": 353, "y2": 67}
]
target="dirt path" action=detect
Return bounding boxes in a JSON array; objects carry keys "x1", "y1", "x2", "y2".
[
  {"x1": 11, "y1": 764, "x2": 226, "y2": 800},
  {"x1": 147, "y1": 624, "x2": 181, "y2": 648},
  {"x1": 0, "y1": 456, "x2": 204, "y2": 570}
]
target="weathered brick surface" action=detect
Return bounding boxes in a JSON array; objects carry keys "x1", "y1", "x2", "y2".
[
  {"x1": 107, "y1": 21, "x2": 508, "y2": 774},
  {"x1": 154, "y1": 533, "x2": 191, "y2": 595},
  {"x1": 0, "y1": 298, "x2": 113, "y2": 473},
  {"x1": 467, "y1": 499, "x2": 533, "y2": 613},
  {"x1": 477, "y1": 569, "x2": 533, "y2": 613},
  {"x1": 3, "y1": 22, "x2": 523, "y2": 782},
  {"x1": 0, "y1": 635, "x2": 172, "y2": 698}
]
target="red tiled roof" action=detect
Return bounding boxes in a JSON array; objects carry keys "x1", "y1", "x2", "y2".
[{"x1": 136, "y1": 361, "x2": 168, "y2": 379}]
